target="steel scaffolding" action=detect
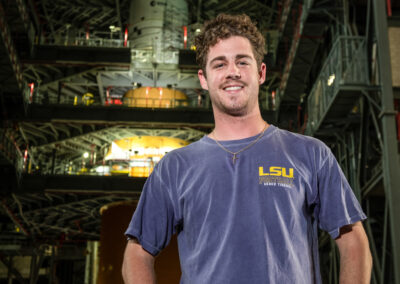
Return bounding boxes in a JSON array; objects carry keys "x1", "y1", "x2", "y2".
[{"x1": 306, "y1": 1, "x2": 400, "y2": 283}]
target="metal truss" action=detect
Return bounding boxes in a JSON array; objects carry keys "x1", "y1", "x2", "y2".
[
  {"x1": 37, "y1": 0, "x2": 131, "y2": 43},
  {"x1": 9, "y1": 122, "x2": 207, "y2": 174},
  {"x1": 0, "y1": 191, "x2": 139, "y2": 241},
  {"x1": 25, "y1": 65, "x2": 203, "y2": 105}
]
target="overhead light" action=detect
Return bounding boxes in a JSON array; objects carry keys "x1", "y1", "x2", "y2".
[
  {"x1": 83, "y1": 152, "x2": 89, "y2": 158},
  {"x1": 109, "y1": 25, "x2": 121, "y2": 32},
  {"x1": 195, "y1": 28, "x2": 201, "y2": 33},
  {"x1": 327, "y1": 74, "x2": 335, "y2": 86}
]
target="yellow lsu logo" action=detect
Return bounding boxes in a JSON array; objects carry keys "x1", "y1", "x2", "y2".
[{"x1": 259, "y1": 166, "x2": 294, "y2": 178}]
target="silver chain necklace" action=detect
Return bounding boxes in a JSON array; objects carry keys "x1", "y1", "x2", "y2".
[{"x1": 211, "y1": 123, "x2": 268, "y2": 165}]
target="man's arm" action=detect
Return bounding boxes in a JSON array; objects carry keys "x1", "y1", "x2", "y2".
[
  {"x1": 122, "y1": 238, "x2": 156, "y2": 284},
  {"x1": 335, "y1": 221, "x2": 372, "y2": 284}
]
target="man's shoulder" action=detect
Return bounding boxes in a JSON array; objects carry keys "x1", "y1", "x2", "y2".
[
  {"x1": 166, "y1": 137, "x2": 207, "y2": 157},
  {"x1": 156, "y1": 136, "x2": 209, "y2": 166},
  {"x1": 272, "y1": 126, "x2": 328, "y2": 150}
]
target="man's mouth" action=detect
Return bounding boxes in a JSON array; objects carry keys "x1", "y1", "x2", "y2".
[{"x1": 223, "y1": 85, "x2": 243, "y2": 91}]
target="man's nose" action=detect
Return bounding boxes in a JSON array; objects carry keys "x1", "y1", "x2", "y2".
[{"x1": 226, "y1": 63, "x2": 241, "y2": 79}]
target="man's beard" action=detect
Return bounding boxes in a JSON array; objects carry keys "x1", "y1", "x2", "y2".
[{"x1": 210, "y1": 95, "x2": 250, "y2": 117}]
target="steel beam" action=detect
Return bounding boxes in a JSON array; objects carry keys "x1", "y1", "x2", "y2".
[
  {"x1": 373, "y1": 1, "x2": 400, "y2": 283},
  {"x1": 18, "y1": 174, "x2": 146, "y2": 193},
  {"x1": 23, "y1": 45, "x2": 131, "y2": 66}
]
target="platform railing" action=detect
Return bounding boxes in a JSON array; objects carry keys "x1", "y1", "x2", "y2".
[
  {"x1": 122, "y1": 97, "x2": 191, "y2": 108},
  {"x1": 27, "y1": 90, "x2": 210, "y2": 109},
  {"x1": 40, "y1": 31, "x2": 129, "y2": 48},
  {"x1": 306, "y1": 36, "x2": 368, "y2": 135},
  {"x1": 73, "y1": 37, "x2": 127, "y2": 48}
]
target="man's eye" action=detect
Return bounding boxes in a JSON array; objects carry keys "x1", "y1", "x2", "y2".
[
  {"x1": 213, "y1": 63, "x2": 224, "y2": 68},
  {"x1": 238, "y1": 61, "x2": 249, "y2": 66}
]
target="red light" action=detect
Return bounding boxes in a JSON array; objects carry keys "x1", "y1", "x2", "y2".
[
  {"x1": 124, "y1": 27, "x2": 128, "y2": 47},
  {"x1": 183, "y1": 26, "x2": 187, "y2": 49},
  {"x1": 23, "y1": 148, "x2": 28, "y2": 170},
  {"x1": 28, "y1": 83, "x2": 34, "y2": 103}
]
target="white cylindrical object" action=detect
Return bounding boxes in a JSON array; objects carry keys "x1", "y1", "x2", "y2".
[{"x1": 129, "y1": 0, "x2": 188, "y2": 64}]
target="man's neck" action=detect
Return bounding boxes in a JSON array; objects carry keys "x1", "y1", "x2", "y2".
[{"x1": 210, "y1": 111, "x2": 269, "y2": 141}]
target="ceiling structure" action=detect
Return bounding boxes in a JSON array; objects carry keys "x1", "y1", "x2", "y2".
[{"x1": 2, "y1": 3, "x2": 399, "y2": 281}]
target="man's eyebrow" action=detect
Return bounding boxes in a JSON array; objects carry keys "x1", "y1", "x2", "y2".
[
  {"x1": 209, "y1": 56, "x2": 227, "y2": 65},
  {"x1": 236, "y1": 54, "x2": 252, "y2": 60}
]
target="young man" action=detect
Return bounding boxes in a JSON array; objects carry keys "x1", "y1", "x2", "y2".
[{"x1": 122, "y1": 14, "x2": 372, "y2": 283}]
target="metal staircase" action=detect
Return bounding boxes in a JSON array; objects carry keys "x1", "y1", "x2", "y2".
[{"x1": 303, "y1": 1, "x2": 400, "y2": 283}]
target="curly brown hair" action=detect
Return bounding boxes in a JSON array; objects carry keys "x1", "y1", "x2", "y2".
[{"x1": 194, "y1": 14, "x2": 266, "y2": 74}]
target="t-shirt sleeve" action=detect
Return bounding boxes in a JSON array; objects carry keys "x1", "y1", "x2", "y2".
[
  {"x1": 314, "y1": 148, "x2": 367, "y2": 239},
  {"x1": 124, "y1": 163, "x2": 178, "y2": 256}
]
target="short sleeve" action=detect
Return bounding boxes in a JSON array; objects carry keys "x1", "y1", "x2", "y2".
[
  {"x1": 125, "y1": 164, "x2": 178, "y2": 256},
  {"x1": 314, "y1": 149, "x2": 367, "y2": 239}
]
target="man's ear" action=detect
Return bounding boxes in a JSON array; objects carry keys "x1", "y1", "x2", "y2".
[
  {"x1": 198, "y1": 69, "x2": 209, "y2": 90},
  {"x1": 258, "y1": 62, "x2": 266, "y2": 85}
]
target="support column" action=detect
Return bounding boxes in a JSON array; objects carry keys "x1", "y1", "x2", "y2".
[
  {"x1": 29, "y1": 253, "x2": 37, "y2": 284},
  {"x1": 7, "y1": 256, "x2": 13, "y2": 284},
  {"x1": 372, "y1": 1, "x2": 400, "y2": 283}
]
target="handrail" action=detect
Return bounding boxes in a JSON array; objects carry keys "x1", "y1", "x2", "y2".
[
  {"x1": 306, "y1": 36, "x2": 368, "y2": 135},
  {"x1": 27, "y1": 91, "x2": 210, "y2": 109}
]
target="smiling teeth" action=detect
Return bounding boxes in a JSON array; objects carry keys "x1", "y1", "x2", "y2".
[{"x1": 224, "y1": 86, "x2": 242, "y2": 91}]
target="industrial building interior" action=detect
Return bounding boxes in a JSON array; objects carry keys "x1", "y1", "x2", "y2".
[{"x1": 0, "y1": 0, "x2": 399, "y2": 283}]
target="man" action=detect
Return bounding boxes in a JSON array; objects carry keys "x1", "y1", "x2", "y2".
[{"x1": 122, "y1": 14, "x2": 372, "y2": 283}]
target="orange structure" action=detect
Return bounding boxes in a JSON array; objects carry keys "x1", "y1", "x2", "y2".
[
  {"x1": 104, "y1": 136, "x2": 189, "y2": 177},
  {"x1": 123, "y1": 87, "x2": 188, "y2": 108}
]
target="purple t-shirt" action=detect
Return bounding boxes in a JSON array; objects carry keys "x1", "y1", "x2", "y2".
[{"x1": 125, "y1": 125, "x2": 366, "y2": 283}]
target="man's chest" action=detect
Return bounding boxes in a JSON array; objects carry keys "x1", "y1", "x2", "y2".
[{"x1": 174, "y1": 155, "x2": 313, "y2": 231}]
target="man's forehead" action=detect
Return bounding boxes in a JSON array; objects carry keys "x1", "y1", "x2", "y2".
[
  {"x1": 205, "y1": 36, "x2": 255, "y2": 63},
  {"x1": 210, "y1": 36, "x2": 251, "y2": 50}
]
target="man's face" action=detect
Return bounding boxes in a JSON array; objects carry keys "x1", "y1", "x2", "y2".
[{"x1": 198, "y1": 36, "x2": 266, "y2": 117}]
